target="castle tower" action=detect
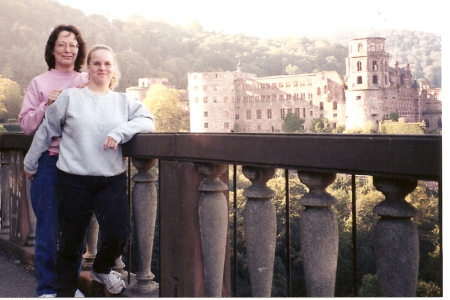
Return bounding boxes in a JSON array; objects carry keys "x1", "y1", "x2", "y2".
[{"x1": 345, "y1": 37, "x2": 391, "y2": 131}]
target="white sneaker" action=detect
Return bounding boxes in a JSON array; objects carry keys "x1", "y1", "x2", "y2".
[
  {"x1": 38, "y1": 294, "x2": 56, "y2": 297},
  {"x1": 75, "y1": 289, "x2": 85, "y2": 297},
  {"x1": 90, "y1": 269, "x2": 126, "y2": 294}
]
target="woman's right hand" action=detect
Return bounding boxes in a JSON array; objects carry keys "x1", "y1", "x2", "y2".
[{"x1": 46, "y1": 89, "x2": 62, "y2": 106}]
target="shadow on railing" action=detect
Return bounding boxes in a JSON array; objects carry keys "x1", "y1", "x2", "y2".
[{"x1": 0, "y1": 132, "x2": 442, "y2": 297}]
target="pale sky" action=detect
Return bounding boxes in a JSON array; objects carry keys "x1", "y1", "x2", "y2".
[{"x1": 57, "y1": 0, "x2": 444, "y2": 38}]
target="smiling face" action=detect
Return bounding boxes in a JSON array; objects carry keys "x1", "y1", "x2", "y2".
[
  {"x1": 52, "y1": 31, "x2": 79, "y2": 71},
  {"x1": 87, "y1": 48, "x2": 115, "y2": 88}
]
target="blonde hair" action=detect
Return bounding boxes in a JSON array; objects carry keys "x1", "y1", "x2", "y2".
[{"x1": 87, "y1": 45, "x2": 121, "y2": 90}]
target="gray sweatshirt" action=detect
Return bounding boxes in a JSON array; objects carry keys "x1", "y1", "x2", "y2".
[{"x1": 24, "y1": 86, "x2": 155, "y2": 176}]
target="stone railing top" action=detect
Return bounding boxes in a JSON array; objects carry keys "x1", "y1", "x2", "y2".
[{"x1": 0, "y1": 132, "x2": 441, "y2": 181}]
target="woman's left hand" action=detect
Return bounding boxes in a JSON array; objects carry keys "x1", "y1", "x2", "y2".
[{"x1": 103, "y1": 136, "x2": 118, "y2": 151}]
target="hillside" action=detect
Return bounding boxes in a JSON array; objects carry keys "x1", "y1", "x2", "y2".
[{"x1": 0, "y1": 0, "x2": 442, "y2": 92}]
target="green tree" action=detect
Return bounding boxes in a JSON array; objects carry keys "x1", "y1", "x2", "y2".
[
  {"x1": 143, "y1": 84, "x2": 189, "y2": 132},
  {"x1": 309, "y1": 117, "x2": 332, "y2": 133},
  {"x1": 0, "y1": 77, "x2": 23, "y2": 122},
  {"x1": 282, "y1": 112, "x2": 304, "y2": 132}
]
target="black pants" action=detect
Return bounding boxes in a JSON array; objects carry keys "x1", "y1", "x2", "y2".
[{"x1": 54, "y1": 170, "x2": 130, "y2": 297}]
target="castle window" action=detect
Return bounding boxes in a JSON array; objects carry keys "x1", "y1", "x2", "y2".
[
  {"x1": 358, "y1": 43, "x2": 363, "y2": 52},
  {"x1": 204, "y1": 111, "x2": 208, "y2": 117},
  {"x1": 213, "y1": 97, "x2": 218, "y2": 103},
  {"x1": 194, "y1": 86, "x2": 198, "y2": 91},
  {"x1": 224, "y1": 122, "x2": 229, "y2": 129},
  {"x1": 320, "y1": 102, "x2": 324, "y2": 111},
  {"x1": 246, "y1": 110, "x2": 251, "y2": 119},
  {"x1": 356, "y1": 96, "x2": 361, "y2": 100},
  {"x1": 333, "y1": 101, "x2": 338, "y2": 110},
  {"x1": 357, "y1": 61, "x2": 362, "y2": 71},
  {"x1": 357, "y1": 76, "x2": 362, "y2": 84},
  {"x1": 224, "y1": 96, "x2": 228, "y2": 103},
  {"x1": 203, "y1": 97, "x2": 208, "y2": 103},
  {"x1": 236, "y1": 97, "x2": 241, "y2": 103},
  {"x1": 310, "y1": 111, "x2": 313, "y2": 116},
  {"x1": 267, "y1": 109, "x2": 272, "y2": 119},
  {"x1": 372, "y1": 61, "x2": 378, "y2": 71},
  {"x1": 369, "y1": 43, "x2": 375, "y2": 51},
  {"x1": 287, "y1": 94, "x2": 292, "y2": 100},
  {"x1": 279, "y1": 82, "x2": 284, "y2": 87},
  {"x1": 203, "y1": 85, "x2": 208, "y2": 91},
  {"x1": 286, "y1": 82, "x2": 290, "y2": 87},
  {"x1": 214, "y1": 85, "x2": 218, "y2": 91},
  {"x1": 257, "y1": 109, "x2": 262, "y2": 119},
  {"x1": 333, "y1": 114, "x2": 337, "y2": 118},
  {"x1": 294, "y1": 81, "x2": 298, "y2": 87},
  {"x1": 301, "y1": 93, "x2": 305, "y2": 100},
  {"x1": 194, "y1": 97, "x2": 198, "y2": 103},
  {"x1": 224, "y1": 111, "x2": 228, "y2": 117},
  {"x1": 373, "y1": 75, "x2": 378, "y2": 84},
  {"x1": 280, "y1": 109, "x2": 286, "y2": 118},
  {"x1": 272, "y1": 83, "x2": 277, "y2": 88},
  {"x1": 302, "y1": 108, "x2": 306, "y2": 118},
  {"x1": 309, "y1": 100, "x2": 313, "y2": 106},
  {"x1": 317, "y1": 87, "x2": 321, "y2": 95},
  {"x1": 294, "y1": 93, "x2": 298, "y2": 100},
  {"x1": 295, "y1": 108, "x2": 300, "y2": 116},
  {"x1": 308, "y1": 93, "x2": 313, "y2": 100},
  {"x1": 204, "y1": 123, "x2": 208, "y2": 128},
  {"x1": 236, "y1": 114, "x2": 239, "y2": 120}
]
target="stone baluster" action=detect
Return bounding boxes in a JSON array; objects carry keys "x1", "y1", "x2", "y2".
[
  {"x1": 0, "y1": 152, "x2": 10, "y2": 233},
  {"x1": 197, "y1": 163, "x2": 228, "y2": 297},
  {"x1": 372, "y1": 176, "x2": 419, "y2": 297},
  {"x1": 242, "y1": 166, "x2": 276, "y2": 297},
  {"x1": 25, "y1": 178, "x2": 36, "y2": 246},
  {"x1": 131, "y1": 158, "x2": 159, "y2": 293},
  {"x1": 297, "y1": 171, "x2": 338, "y2": 297},
  {"x1": 82, "y1": 215, "x2": 99, "y2": 269}
]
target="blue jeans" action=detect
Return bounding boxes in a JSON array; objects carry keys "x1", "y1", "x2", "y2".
[
  {"x1": 30, "y1": 152, "x2": 59, "y2": 296},
  {"x1": 54, "y1": 170, "x2": 130, "y2": 297}
]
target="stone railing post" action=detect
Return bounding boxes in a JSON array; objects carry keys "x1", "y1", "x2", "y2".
[
  {"x1": 131, "y1": 158, "x2": 159, "y2": 293},
  {"x1": 242, "y1": 166, "x2": 276, "y2": 297},
  {"x1": 197, "y1": 163, "x2": 228, "y2": 297},
  {"x1": 25, "y1": 178, "x2": 36, "y2": 246},
  {"x1": 0, "y1": 152, "x2": 10, "y2": 233},
  {"x1": 372, "y1": 176, "x2": 419, "y2": 297},
  {"x1": 297, "y1": 171, "x2": 338, "y2": 297}
]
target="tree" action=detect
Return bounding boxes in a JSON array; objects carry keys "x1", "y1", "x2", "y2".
[
  {"x1": 143, "y1": 84, "x2": 189, "y2": 132},
  {"x1": 309, "y1": 117, "x2": 332, "y2": 133},
  {"x1": 282, "y1": 112, "x2": 304, "y2": 132},
  {"x1": 0, "y1": 77, "x2": 23, "y2": 122}
]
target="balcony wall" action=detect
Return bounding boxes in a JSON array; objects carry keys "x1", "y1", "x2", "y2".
[{"x1": 0, "y1": 132, "x2": 442, "y2": 297}]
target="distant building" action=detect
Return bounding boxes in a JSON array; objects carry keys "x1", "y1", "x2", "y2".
[
  {"x1": 187, "y1": 36, "x2": 441, "y2": 133},
  {"x1": 345, "y1": 37, "x2": 441, "y2": 132}
]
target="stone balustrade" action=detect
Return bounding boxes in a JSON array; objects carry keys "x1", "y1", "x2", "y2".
[{"x1": 0, "y1": 132, "x2": 442, "y2": 297}]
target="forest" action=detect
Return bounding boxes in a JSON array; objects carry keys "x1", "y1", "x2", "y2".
[{"x1": 0, "y1": 0, "x2": 442, "y2": 98}]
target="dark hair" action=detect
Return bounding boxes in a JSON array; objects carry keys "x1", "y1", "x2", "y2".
[{"x1": 44, "y1": 25, "x2": 86, "y2": 72}]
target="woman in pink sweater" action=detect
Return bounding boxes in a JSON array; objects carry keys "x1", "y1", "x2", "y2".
[{"x1": 18, "y1": 24, "x2": 88, "y2": 298}]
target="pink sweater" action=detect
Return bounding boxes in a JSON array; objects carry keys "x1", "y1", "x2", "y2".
[{"x1": 18, "y1": 69, "x2": 88, "y2": 153}]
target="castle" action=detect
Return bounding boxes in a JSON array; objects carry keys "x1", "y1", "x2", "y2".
[{"x1": 187, "y1": 37, "x2": 442, "y2": 133}]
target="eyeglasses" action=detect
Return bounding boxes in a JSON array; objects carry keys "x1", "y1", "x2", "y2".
[{"x1": 56, "y1": 42, "x2": 79, "y2": 51}]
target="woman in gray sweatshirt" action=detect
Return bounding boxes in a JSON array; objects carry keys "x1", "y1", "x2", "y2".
[{"x1": 24, "y1": 45, "x2": 155, "y2": 296}]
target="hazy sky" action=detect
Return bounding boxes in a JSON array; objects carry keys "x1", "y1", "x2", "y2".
[{"x1": 57, "y1": 0, "x2": 443, "y2": 38}]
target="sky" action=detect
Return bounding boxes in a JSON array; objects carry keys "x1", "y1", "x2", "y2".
[{"x1": 56, "y1": 0, "x2": 444, "y2": 38}]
